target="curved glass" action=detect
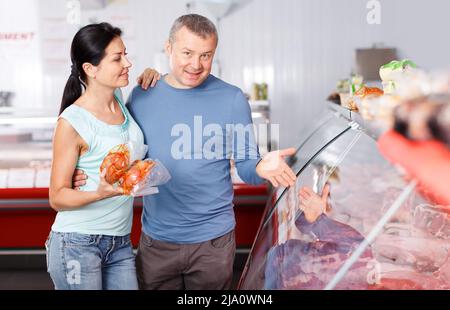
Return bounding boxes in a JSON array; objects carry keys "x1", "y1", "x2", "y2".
[
  {"x1": 240, "y1": 125, "x2": 449, "y2": 290},
  {"x1": 288, "y1": 112, "x2": 350, "y2": 174},
  {"x1": 262, "y1": 111, "x2": 351, "y2": 224}
]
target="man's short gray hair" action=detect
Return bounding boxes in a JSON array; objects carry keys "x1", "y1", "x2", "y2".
[{"x1": 169, "y1": 14, "x2": 218, "y2": 45}]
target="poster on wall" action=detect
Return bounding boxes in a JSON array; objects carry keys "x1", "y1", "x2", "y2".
[{"x1": 0, "y1": 0, "x2": 42, "y2": 112}]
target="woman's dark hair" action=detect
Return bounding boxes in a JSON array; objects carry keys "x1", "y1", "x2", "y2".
[{"x1": 59, "y1": 22, "x2": 122, "y2": 115}]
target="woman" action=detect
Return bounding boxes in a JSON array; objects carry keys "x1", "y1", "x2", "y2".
[{"x1": 46, "y1": 23, "x2": 159, "y2": 290}]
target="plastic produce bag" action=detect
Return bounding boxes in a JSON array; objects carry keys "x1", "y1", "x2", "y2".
[
  {"x1": 100, "y1": 144, "x2": 130, "y2": 184},
  {"x1": 100, "y1": 142, "x2": 149, "y2": 184},
  {"x1": 119, "y1": 159, "x2": 171, "y2": 197},
  {"x1": 128, "y1": 142, "x2": 149, "y2": 163},
  {"x1": 100, "y1": 143, "x2": 170, "y2": 196}
]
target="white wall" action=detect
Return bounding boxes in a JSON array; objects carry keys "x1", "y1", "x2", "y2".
[
  {"x1": 218, "y1": 0, "x2": 450, "y2": 148},
  {"x1": 0, "y1": 0, "x2": 209, "y2": 113}
]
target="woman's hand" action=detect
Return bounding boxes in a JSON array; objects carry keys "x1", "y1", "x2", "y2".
[
  {"x1": 298, "y1": 184, "x2": 330, "y2": 223},
  {"x1": 96, "y1": 169, "x2": 124, "y2": 199},
  {"x1": 137, "y1": 68, "x2": 161, "y2": 90}
]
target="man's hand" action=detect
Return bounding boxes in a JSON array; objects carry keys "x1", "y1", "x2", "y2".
[
  {"x1": 256, "y1": 148, "x2": 297, "y2": 187},
  {"x1": 137, "y1": 68, "x2": 161, "y2": 90},
  {"x1": 72, "y1": 169, "x2": 87, "y2": 190}
]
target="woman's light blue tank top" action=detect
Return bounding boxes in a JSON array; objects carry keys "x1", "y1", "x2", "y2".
[{"x1": 51, "y1": 89, "x2": 145, "y2": 236}]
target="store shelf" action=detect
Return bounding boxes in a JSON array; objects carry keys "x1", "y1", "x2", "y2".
[
  {"x1": 0, "y1": 108, "x2": 57, "y2": 125},
  {"x1": 249, "y1": 100, "x2": 269, "y2": 108}
]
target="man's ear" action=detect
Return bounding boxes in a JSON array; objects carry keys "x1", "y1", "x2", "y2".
[
  {"x1": 165, "y1": 40, "x2": 172, "y2": 56},
  {"x1": 82, "y1": 62, "x2": 98, "y2": 79}
]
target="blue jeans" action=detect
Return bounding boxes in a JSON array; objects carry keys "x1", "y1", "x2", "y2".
[{"x1": 45, "y1": 231, "x2": 138, "y2": 290}]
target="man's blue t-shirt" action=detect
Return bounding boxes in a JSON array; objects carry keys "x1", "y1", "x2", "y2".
[{"x1": 127, "y1": 75, "x2": 264, "y2": 243}]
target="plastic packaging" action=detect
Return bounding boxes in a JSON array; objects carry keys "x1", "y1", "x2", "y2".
[
  {"x1": 120, "y1": 159, "x2": 171, "y2": 196},
  {"x1": 100, "y1": 143, "x2": 170, "y2": 196},
  {"x1": 100, "y1": 144, "x2": 130, "y2": 184}
]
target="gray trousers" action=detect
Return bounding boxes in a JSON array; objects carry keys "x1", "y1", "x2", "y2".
[{"x1": 136, "y1": 230, "x2": 235, "y2": 290}]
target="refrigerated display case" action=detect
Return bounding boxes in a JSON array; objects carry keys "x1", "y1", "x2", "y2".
[
  {"x1": 239, "y1": 105, "x2": 450, "y2": 290},
  {"x1": 0, "y1": 186, "x2": 268, "y2": 249}
]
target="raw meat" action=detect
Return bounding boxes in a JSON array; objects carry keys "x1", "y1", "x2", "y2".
[{"x1": 265, "y1": 214, "x2": 373, "y2": 289}]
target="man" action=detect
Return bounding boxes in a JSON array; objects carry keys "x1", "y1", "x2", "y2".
[{"x1": 75, "y1": 14, "x2": 296, "y2": 290}]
